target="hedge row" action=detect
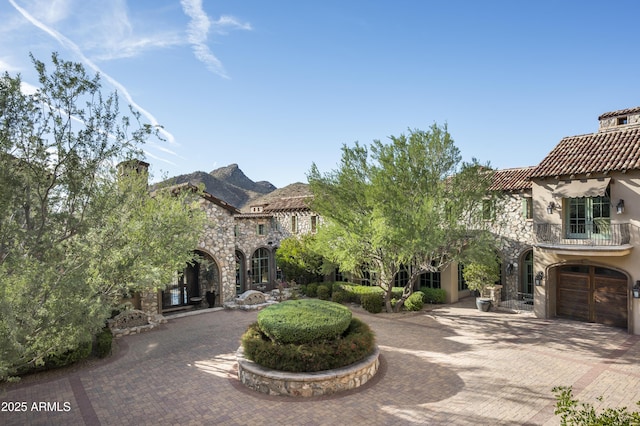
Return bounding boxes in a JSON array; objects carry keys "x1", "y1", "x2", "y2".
[{"x1": 302, "y1": 282, "x2": 447, "y2": 314}]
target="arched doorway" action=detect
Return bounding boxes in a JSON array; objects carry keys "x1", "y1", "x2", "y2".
[
  {"x1": 556, "y1": 264, "x2": 628, "y2": 328},
  {"x1": 196, "y1": 250, "x2": 219, "y2": 308},
  {"x1": 161, "y1": 250, "x2": 219, "y2": 310}
]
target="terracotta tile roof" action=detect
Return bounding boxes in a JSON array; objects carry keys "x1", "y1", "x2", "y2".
[
  {"x1": 488, "y1": 167, "x2": 535, "y2": 191},
  {"x1": 530, "y1": 127, "x2": 640, "y2": 178},
  {"x1": 234, "y1": 213, "x2": 274, "y2": 219},
  {"x1": 598, "y1": 106, "x2": 640, "y2": 120},
  {"x1": 263, "y1": 196, "x2": 311, "y2": 212}
]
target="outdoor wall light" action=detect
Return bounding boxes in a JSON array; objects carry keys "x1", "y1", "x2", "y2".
[
  {"x1": 616, "y1": 199, "x2": 625, "y2": 214},
  {"x1": 546, "y1": 202, "x2": 556, "y2": 214},
  {"x1": 535, "y1": 271, "x2": 544, "y2": 286},
  {"x1": 634, "y1": 281, "x2": 640, "y2": 299}
]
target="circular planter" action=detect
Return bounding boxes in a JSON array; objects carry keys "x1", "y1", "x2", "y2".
[
  {"x1": 236, "y1": 345, "x2": 380, "y2": 397},
  {"x1": 476, "y1": 297, "x2": 492, "y2": 312}
]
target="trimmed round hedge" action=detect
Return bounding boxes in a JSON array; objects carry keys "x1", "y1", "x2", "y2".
[
  {"x1": 241, "y1": 316, "x2": 375, "y2": 372},
  {"x1": 257, "y1": 299, "x2": 352, "y2": 344}
]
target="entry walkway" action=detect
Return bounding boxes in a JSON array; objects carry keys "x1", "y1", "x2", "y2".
[{"x1": 2, "y1": 298, "x2": 640, "y2": 425}]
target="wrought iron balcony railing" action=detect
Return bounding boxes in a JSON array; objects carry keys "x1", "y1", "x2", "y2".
[{"x1": 534, "y1": 222, "x2": 631, "y2": 246}]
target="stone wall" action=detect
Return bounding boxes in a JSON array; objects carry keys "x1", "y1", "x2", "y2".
[
  {"x1": 234, "y1": 215, "x2": 281, "y2": 291},
  {"x1": 196, "y1": 197, "x2": 237, "y2": 304},
  {"x1": 271, "y1": 210, "x2": 320, "y2": 237},
  {"x1": 599, "y1": 112, "x2": 640, "y2": 130},
  {"x1": 490, "y1": 192, "x2": 533, "y2": 301}
]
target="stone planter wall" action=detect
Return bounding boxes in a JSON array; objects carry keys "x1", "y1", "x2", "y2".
[
  {"x1": 236, "y1": 346, "x2": 380, "y2": 397},
  {"x1": 108, "y1": 310, "x2": 167, "y2": 338}
]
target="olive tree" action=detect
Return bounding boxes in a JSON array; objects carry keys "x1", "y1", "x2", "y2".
[
  {"x1": 0, "y1": 53, "x2": 205, "y2": 380},
  {"x1": 308, "y1": 124, "x2": 497, "y2": 312}
]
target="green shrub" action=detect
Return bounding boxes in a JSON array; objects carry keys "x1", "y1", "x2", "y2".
[
  {"x1": 420, "y1": 287, "x2": 447, "y2": 304},
  {"x1": 331, "y1": 289, "x2": 346, "y2": 304},
  {"x1": 361, "y1": 292, "x2": 383, "y2": 313},
  {"x1": 44, "y1": 338, "x2": 92, "y2": 368},
  {"x1": 305, "y1": 282, "x2": 318, "y2": 297},
  {"x1": 241, "y1": 317, "x2": 376, "y2": 372},
  {"x1": 95, "y1": 327, "x2": 113, "y2": 358},
  {"x1": 331, "y1": 282, "x2": 358, "y2": 303},
  {"x1": 317, "y1": 284, "x2": 331, "y2": 300},
  {"x1": 257, "y1": 299, "x2": 352, "y2": 344},
  {"x1": 343, "y1": 284, "x2": 381, "y2": 304},
  {"x1": 404, "y1": 291, "x2": 425, "y2": 311},
  {"x1": 553, "y1": 385, "x2": 640, "y2": 425}
]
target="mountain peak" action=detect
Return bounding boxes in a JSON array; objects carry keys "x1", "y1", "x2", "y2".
[
  {"x1": 157, "y1": 164, "x2": 278, "y2": 209},
  {"x1": 210, "y1": 164, "x2": 276, "y2": 195}
]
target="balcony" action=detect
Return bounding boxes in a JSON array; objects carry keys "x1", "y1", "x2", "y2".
[{"x1": 534, "y1": 222, "x2": 633, "y2": 256}]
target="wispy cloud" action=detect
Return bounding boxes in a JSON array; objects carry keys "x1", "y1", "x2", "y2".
[
  {"x1": 81, "y1": 1, "x2": 183, "y2": 62},
  {"x1": 180, "y1": 0, "x2": 252, "y2": 78},
  {"x1": 8, "y1": 0, "x2": 178, "y2": 149},
  {"x1": 93, "y1": 34, "x2": 183, "y2": 61},
  {"x1": 212, "y1": 15, "x2": 253, "y2": 34},
  {"x1": 143, "y1": 149, "x2": 178, "y2": 166}
]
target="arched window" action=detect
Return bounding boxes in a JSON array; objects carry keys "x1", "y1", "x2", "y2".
[
  {"x1": 251, "y1": 248, "x2": 270, "y2": 284},
  {"x1": 521, "y1": 250, "x2": 534, "y2": 296},
  {"x1": 235, "y1": 250, "x2": 245, "y2": 294}
]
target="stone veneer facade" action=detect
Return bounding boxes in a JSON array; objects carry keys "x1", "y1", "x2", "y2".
[
  {"x1": 234, "y1": 199, "x2": 321, "y2": 293},
  {"x1": 195, "y1": 195, "x2": 237, "y2": 305},
  {"x1": 140, "y1": 190, "x2": 238, "y2": 316},
  {"x1": 490, "y1": 193, "x2": 534, "y2": 301},
  {"x1": 234, "y1": 214, "x2": 282, "y2": 292},
  {"x1": 236, "y1": 346, "x2": 380, "y2": 397}
]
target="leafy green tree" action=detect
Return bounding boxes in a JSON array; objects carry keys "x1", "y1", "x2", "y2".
[
  {"x1": 0, "y1": 53, "x2": 205, "y2": 380},
  {"x1": 275, "y1": 234, "x2": 323, "y2": 284},
  {"x1": 308, "y1": 124, "x2": 497, "y2": 312}
]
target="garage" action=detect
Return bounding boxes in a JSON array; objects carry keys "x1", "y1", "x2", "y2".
[{"x1": 556, "y1": 265, "x2": 628, "y2": 328}]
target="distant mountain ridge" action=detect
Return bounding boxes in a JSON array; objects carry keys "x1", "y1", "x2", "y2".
[
  {"x1": 156, "y1": 164, "x2": 308, "y2": 210},
  {"x1": 209, "y1": 164, "x2": 276, "y2": 195}
]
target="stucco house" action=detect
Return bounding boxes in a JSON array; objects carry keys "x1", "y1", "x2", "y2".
[
  {"x1": 395, "y1": 107, "x2": 640, "y2": 334},
  {"x1": 529, "y1": 106, "x2": 640, "y2": 334}
]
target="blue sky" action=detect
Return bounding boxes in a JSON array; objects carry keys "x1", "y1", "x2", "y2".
[{"x1": 2, "y1": 0, "x2": 640, "y2": 188}]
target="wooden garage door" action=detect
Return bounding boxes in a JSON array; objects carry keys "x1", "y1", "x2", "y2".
[{"x1": 557, "y1": 265, "x2": 628, "y2": 328}]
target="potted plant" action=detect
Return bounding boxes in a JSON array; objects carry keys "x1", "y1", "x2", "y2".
[{"x1": 463, "y1": 260, "x2": 500, "y2": 312}]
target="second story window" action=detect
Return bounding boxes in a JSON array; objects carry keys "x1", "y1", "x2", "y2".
[
  {"x1": 522, "y1": 197, "x2": 533, "y2": 220},
  {"x1": 257, "y1": 223, "x2": 267, "y2": 236},
  {"x1": 291, "y1": 215, "x2": 298, "y2": 234},
  {"x1": 311, "y1": 215, "x2": 317, "y2": 233},
  {"x1": 566, "y1": 193, "x2": 610, "y2": 238},
  {"x1": 482, "y1": 199, "x2": 494, "y2": 221}
]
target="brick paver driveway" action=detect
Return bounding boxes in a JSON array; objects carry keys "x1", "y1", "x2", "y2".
[{"x1": 2, "y1": 298, "x2": 640, "y2": 425}]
